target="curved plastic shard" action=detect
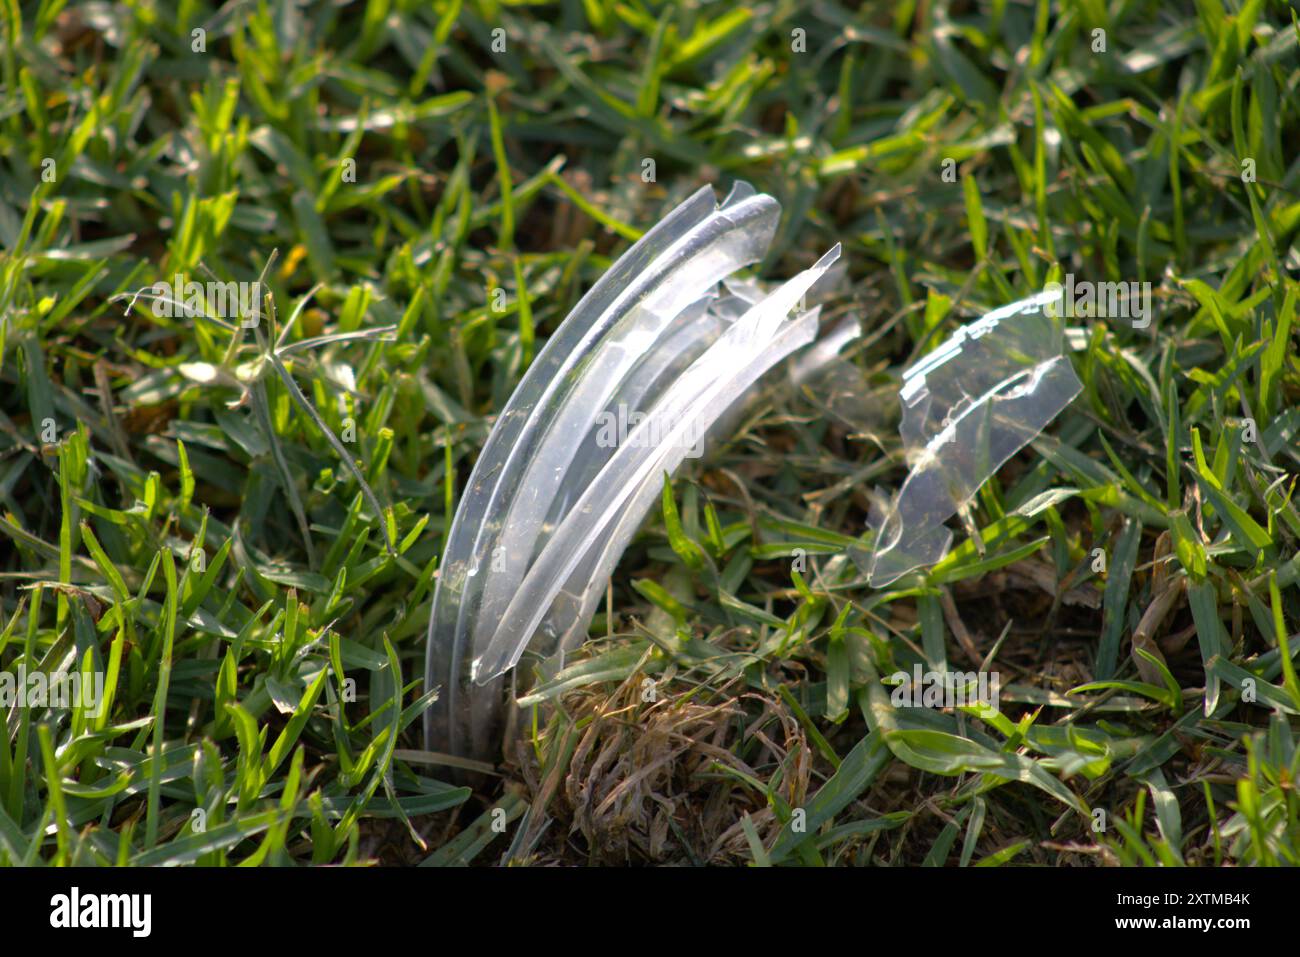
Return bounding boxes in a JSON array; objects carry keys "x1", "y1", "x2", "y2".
[
  {"x1": 424, "y1": 182, "x2": 843, "y2": 762},
  {"x1": 863, "y1": 289, "x2": 1082, "y2": 588}
]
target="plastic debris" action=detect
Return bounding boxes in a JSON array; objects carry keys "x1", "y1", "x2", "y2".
[
  {"x1": 860, "y1": 289, "x2": 1082, "y2": 587},
  {"x1": 424, "y1": 183, "x2": 849, "y2": 761}
]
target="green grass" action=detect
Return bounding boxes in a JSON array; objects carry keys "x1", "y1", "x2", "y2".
[{"x1": 1, "y1": 0, "x2": 1298, "y2": 866}]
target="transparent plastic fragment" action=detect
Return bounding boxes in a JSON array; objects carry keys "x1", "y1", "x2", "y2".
[
  {"x1": 861, "y1": 289, "x2": 1082, "y2": 588},
  {"x1": 423, "y1": 182, "x2": 846, "y2": 761}
]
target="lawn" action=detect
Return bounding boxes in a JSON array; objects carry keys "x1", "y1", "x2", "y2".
[{"x1": 1, "y1": 0, "x2": 1298, "y2": 866}]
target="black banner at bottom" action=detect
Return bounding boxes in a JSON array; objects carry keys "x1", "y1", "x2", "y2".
[{"x1": 0, "y1": 864, "x2": 1277, "y2": 944}]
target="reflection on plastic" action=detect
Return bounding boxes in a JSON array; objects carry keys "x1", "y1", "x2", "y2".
[
  {"x1": 424, "y1": 182, "x2": 850, "y2": 761},
  {"x1": 861, "y1": 289, "x2": 1082, "y2": 587}
]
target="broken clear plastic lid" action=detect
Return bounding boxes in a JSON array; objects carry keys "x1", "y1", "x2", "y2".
[{"x1": 423, "y1": 189, "x2": 1083, "y2": 761}]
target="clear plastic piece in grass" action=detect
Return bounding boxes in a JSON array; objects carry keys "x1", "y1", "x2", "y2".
[
  {"x1": 861, "y1": 289, "x2": 1082, "y2": 588},
  {"x1": 423, "y1": 182, "x2": 848, "y2": 762}
]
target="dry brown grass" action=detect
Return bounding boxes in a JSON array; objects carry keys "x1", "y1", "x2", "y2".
[{"x1": 507, "y1": 667, "x2": 816, "y2": 865}]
